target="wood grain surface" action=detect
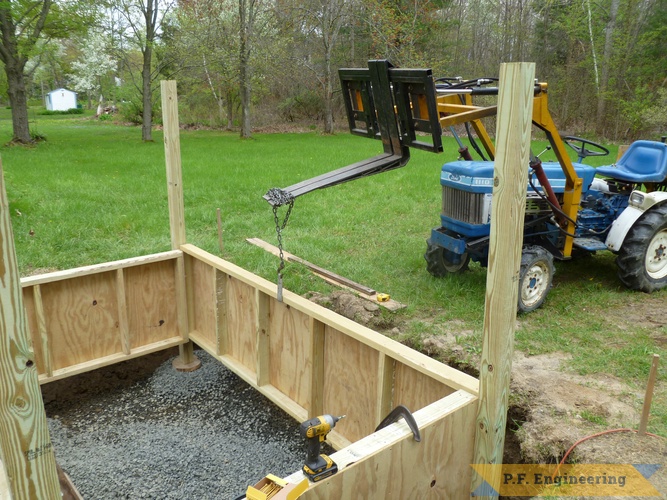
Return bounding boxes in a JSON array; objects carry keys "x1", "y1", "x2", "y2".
[{"x1": 0, "y1": 162, "x2": 60, "y2": 498}]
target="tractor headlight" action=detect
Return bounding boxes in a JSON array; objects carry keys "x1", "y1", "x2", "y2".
[{"x1": 629, "y1": 191, "x2": 645, "y2": 208}]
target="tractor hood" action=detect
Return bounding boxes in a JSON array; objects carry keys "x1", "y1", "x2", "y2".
[{"x1": 440, "y1": 160, "x2": 596, "y2": 194}]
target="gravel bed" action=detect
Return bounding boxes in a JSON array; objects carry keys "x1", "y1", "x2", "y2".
[{"x1": 43, "y1": 349, "x2": 305, "y2": 499}]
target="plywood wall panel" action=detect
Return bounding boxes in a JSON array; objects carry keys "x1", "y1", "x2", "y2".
[
  {"x1": 298, "y1": 394, "x2": 477, "y2": 499},
  {"x1": 125, "y1": 260, "x2": 179, "y2": 349},
  {"x1": 190, "y1": 257, "x2": 216, "y2": 345},
  {"x1": 226, "y1": 276, "x2": 256, "y2": 371},
  {"x1": 41, "y1": 272, "x2": 120, "y2": 370},
  {"x1": 269, "y1": 301, "x2": 311, "y2": 408},
  {"x1": 393, "y1": 361, "x2": 455, "y2": 413},
  {"x1": 323, "y1": 326, "x2": 379, "y2": 443}
]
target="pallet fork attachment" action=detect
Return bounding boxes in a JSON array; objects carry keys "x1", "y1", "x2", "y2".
[{"x1": 264, "y1": 60, "x2": 442, "y2": 206}]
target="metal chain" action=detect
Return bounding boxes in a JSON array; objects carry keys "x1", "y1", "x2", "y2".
[{"x1": 266, "y1": 188, "x2": 295, "y2": 302}]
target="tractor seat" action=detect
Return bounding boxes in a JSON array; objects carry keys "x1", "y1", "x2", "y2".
[{"x1": 595, "y1": 140, "x2": 667, "y2": 183}]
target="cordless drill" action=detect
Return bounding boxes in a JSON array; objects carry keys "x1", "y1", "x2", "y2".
[{"x1": 300, "y1": 414, "x2": 345, "y2": 482}]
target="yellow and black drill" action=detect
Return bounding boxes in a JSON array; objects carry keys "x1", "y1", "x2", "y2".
[{"x1": 300, "y1": 414, "x2": 345, "y2": 482}]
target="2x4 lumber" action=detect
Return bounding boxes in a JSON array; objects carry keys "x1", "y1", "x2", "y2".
[
  {"x1": 376, "y1": 353, "x2": 395, "y2": 426},
  {"x1": 309, "y1": 318, "x2": 326, "y2": 418},
  {"x1": 255, "y1": 290, "x2": 271, "y2": 386},
  {"x1": 38, "y1": 337, "x2": 185, "y2": 385},
  {"x1": 285, "y1": 390, "x2": 477, "y2": 498},
  {"x1": 246, "y1": 237, "x2": 375, "y2": 295},
  {"x1": 471, "y1": 62, "x2": 535, "y2": 498},
  {"x1": 215, "y1": 270, "x2": 229, "y2": 356},
  {"x1": 20, "y1": 250, "x2": 182, "y2": 288},
  {"x1": 0, "y1": 162, "x2": 61, "y2": 498},
  {"x1": 33, "y1": 285, "x2": 53, "y2": 377},
  {"x1": 181, "y1": 244, "x2": 478, "y2": 396},
  {"x1": 115, "y1": 269, "x2": 131, "y2": 355},
  {"x1": 247, "y1": 238, "x2": 406, "y2": 311},
  {"x1": 175, "y1": 255, "x2": 189, "y2": 340}
]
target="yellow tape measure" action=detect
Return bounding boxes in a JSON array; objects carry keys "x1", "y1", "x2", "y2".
[{"x1": 377, "y1": 293, "x2": 390, "y2": 302}]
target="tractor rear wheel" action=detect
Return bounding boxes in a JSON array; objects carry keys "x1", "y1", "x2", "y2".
[
  {"x1": 424, "y1": 239, "x2": 470, "y2": 277},
  {"x1": 616, "y1": 205, "x2": 667, "y2": 292},
  {"x1": 518, "y1": 246, "x2": 555, "y2": 313}
]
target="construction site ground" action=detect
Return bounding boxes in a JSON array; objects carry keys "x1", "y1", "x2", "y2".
[
  {"x1": 42, "y1": 290, "x2": 665, "y2": 499},
  {"x1": 310, "y1": 290, "x2": 667, "y2": 498}
]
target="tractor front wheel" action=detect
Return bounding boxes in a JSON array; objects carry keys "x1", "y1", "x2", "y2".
[
  {"x1": 424, "y1": 239, "x2": 470, "y2": 277},
  {"x1": 616, "y1": 205, "x2": 667, "y2": 292},
  {"x1": 518, "y1": 246, "x2": 555, "y2": 313}
]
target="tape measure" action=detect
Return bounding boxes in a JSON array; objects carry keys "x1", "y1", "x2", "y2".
[{"x1": 377, "y1": 293, "x2": 390, "y2": 302}]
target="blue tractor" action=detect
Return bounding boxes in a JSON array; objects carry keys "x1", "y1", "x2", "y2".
[
  {"x1": 427, "y1": 138, "x2": 667, "y2": 311},
  {"x1": 266, "y1": 60, "x2": 667, "y2": 311}
]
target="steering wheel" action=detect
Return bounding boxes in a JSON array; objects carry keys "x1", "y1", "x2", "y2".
[{"x1": 563, "y1": 136, "x2": 610, "y2": 162}]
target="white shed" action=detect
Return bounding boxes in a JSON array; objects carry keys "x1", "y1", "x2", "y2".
[{"x1": 45, "y1": 88, "x2": 77, "y2": 111}]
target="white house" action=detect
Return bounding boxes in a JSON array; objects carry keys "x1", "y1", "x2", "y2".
[{"x1": 45, "y1": 88, "x2": 77, "y2": 111}]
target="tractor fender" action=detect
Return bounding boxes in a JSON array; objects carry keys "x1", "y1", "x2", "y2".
[{"x1": 606, "y1": 191, "x2": 667, "y2": 251}]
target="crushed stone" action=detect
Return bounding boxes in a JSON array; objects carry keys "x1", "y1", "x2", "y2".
[{"x1": 43, "y1": 349, "x2": 305, "y2": 499}]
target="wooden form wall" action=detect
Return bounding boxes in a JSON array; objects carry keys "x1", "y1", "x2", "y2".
[
  {"x1": 12, "y1": 241, "x2": 479, "y2": 498},
  {"x1": 20, "y1": 251, "x2": 188, "y2": 384},
  {"x1": 183, "y1": 244, "x2": 478, "y2": 446}
]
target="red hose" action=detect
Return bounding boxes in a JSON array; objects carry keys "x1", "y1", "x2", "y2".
[{"x1": 552, "y1": 428, "x2": 663, "y2": 481}]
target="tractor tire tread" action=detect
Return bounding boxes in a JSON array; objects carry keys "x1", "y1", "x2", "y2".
[{"x1": 616, "y1": 204, "x2": 667, "y2": 293}]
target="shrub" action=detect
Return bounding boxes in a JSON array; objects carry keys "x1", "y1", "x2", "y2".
[
  {"x1": 118, "y1": 101, "x2": 143, "y2": 124},
  {"x1": 38, "y1": 108, "x2": 84, "y2": 115}
]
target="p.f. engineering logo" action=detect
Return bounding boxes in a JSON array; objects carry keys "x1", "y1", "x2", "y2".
[{"x1": 471, "y1": 464, "x2": 662, "y2": 497}]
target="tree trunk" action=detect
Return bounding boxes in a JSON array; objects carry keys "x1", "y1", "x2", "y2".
[
  {"x1": 239, "y1": 0, "x2": 252, "y2": 139},
  {"x1": 141, "y1": 44, "x2": 153, "y2": 142},
  {"x1": 596, "y1": 0, "x2": 619, "y2": 131},
  {"x1": 323, "y1": 50, "x2": 334, "y2": 134},
  {"x1": 226, "y1": 90, "x2": 234, "y2": 131},
  {"x1": 5, "y1": 62, "x2": 31, "y2": 143}
]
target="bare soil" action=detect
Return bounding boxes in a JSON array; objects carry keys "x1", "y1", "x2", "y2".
[{"x1": 311, "y1": 290, "x2": 667, "y2": 498}]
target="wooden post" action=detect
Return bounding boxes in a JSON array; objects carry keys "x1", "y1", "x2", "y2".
[
  {"x1": 638, "y1": 354, "x2": 660, "y2": 435},
  {"x1": 161, "y1": 80, "x2": 200, "y2": 372},
  {"x1": 0, "y1": 161, "x2": 61, "y2": 498},
  {"x1": 471, "y1": 62, "x2": 535, "y2": 498},
  {"x1": 216, "y1": 208, "x2": 224, "y2": 253}
]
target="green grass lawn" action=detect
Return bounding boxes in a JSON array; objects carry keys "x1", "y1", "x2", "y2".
[{"x1": 1, "y1": 111, "x2": 665, "y2": 437}]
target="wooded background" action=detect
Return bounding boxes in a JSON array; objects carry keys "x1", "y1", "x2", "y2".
[{"x1": 1, "y1": 0, "x2": 666, "y2": 143}]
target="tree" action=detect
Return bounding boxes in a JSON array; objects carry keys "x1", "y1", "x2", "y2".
[
  {"x1": 0, "y1": 0, "x2": 53, "y2": 143},
  {"x1": 108, "y1": 0, "x2": 175, "y2": 141},
  {"x1": 70, "y1": 31, "x2": 116, "y2": 110},
  {"x1": 288, "y1": 0, "x2": 351, "y2": 134},
  {"x1": 238, "y1": 0, "x2": 255, "y2": 138},
  {"x1": 0, "y1": 1, "x2": 92, "y2": 143},
  {"x1": 176, "y1": 0, "x2": 239, "y2": 130}
]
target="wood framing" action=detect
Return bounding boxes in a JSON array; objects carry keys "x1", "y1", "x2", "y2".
[
  {"x1": 182, "y1": 244, "x2": 477, "y2": 443},
  {"x1": 11, "y1": 241, "x2": 479, "y2": 498},
  {"x1": 21, "y1": 251, "x2": 186, "y2": 384},
  {"x1": 471, "y1": 62, "x2": 535, "y2": 497}
]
